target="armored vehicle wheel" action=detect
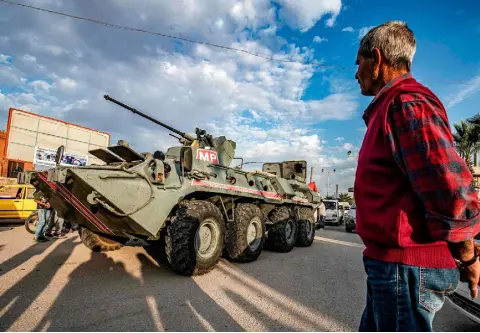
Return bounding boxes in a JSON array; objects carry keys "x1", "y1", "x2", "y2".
[
  {"x1": 165, "y1": 200, "x2": 225, "y2": 276},
  {"x1": 295, "y1": 207, "x2": 316, "y2": 247},
  {"x1": 266, "y1": 206, "x2": 296, "y2": 253},
  {"x1": 79, "y1": 227, "x2": 123, "y2": 252},
  {"x1": 225, "y1": 203, "x2": 265, "y2": 262}
]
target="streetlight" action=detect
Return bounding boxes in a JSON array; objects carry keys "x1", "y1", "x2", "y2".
[{"x1": 347, "y1": 150, "x2": 358, "y2": 197}]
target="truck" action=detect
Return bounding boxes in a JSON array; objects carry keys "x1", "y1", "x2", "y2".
[{"x1": 323, "y1": 199, "x2": 345, "y2": 226}]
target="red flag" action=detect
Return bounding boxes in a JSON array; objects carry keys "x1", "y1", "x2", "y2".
[{"x1": 308, "y1": 181, "x2": 318, "y2": 192}]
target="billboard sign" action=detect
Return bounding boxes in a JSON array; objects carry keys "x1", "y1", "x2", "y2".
[{"x1": 34, "y1": 146, "x2": 88, "y2": 168}]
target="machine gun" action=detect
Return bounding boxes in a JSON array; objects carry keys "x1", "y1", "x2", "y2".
[{"x1": 104, "y1": 95, "x2": 215, "y2": 148}]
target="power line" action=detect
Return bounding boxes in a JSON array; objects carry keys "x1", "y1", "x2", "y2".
[{"x1": 0, "y1": 0, "x2": 355, "y2": 71}]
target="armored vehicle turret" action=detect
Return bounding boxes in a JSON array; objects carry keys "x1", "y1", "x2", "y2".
[{"x1": 19, "y1": 95, "x2": 321, "y2": 276}]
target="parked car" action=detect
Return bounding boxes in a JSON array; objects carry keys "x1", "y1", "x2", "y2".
[
  {"x1": 339, "y1": 202, "x2": 350, "y2": 220},
  {"x1": 447, "y1": 233, "x2": 480, "y2": 324},
  {"x1": 0, "y1": 184, "x2": 37, "y2": 221},
  {"x1": 344, "y1": 204, "x2": 356, "y2": 233}
]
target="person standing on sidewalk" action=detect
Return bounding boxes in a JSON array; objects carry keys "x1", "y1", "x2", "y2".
[
  {"x1": 33, "y1": 189, "x2": 51, "y2": 242},
  {"x1": 354, "y1": 21, "x2": 480, "y2": 331}
]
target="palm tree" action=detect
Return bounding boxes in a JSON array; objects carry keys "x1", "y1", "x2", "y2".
[
  {"x1": 453, "y1": 120, "x2": 480, "y2": 167},
  {"x1": 338, "y1": 193, "x2": 353, "y2": 205}
]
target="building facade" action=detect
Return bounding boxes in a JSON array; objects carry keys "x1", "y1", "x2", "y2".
[{"x1": 0, "y1": 108, "x2": 110, "y2": 178}]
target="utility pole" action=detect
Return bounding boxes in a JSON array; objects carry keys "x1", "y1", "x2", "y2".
[
  {"x1": 310, "y1": 167, "x2": 314, "y2": 183},
  {"x1": 327, "y1": 174, "x2": 330, "y2": 197},
  {"x1": 335, "y1": 184, "x2": 339, "y2": 199},
  {"x1": 347, "y1": 150, "x2": 359, "y2": 200},
  {"x1": 321, "y1": 168, "x2": 336, "y2": 197}
]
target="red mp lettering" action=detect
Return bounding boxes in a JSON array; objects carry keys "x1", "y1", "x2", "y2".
[{"x1": 197, "y1": 149, "x2": 218, "y2": 164}]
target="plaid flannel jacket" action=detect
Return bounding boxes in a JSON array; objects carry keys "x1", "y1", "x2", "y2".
[{"x1": 377, "y1": 73, "x2": 480, "y2": 242}]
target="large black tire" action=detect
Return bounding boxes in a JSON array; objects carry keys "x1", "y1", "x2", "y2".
[
  {"x1": 25, "y1": 212, "x2": 38, "y2": 234},
  {"x1": 165, "y1": 200, "x2": 225, "y2": 276},
  {"x1": 225, "y1": 203, "x2": 265, "y2": 262},
  {"x1": 79, "y1": 227, "x2": 123, "y2": 252},
  {"x1": 295, "y1": 206, "x2": 316, "y2": 247},
  {"x1": 143, "y1": 229, "x2": 169, "y2": 266},
  {"x1": 266, "y1": 206, "x2": 296, "y2": 253}
]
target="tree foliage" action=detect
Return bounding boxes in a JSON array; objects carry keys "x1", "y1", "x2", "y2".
[
  {"x1": 338, "y1": 193, "x2": 354, "y2": 205},
  {"x1": 453, "y1": 119, "x2": 480, "y2": 167}
]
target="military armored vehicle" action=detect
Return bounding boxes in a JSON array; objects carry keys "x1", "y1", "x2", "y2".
[{"x1": 19, "y1": 95, "x2": 321, "y2": 276}]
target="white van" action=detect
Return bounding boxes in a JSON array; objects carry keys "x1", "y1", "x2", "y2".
[
  {"x1": 323, "y1": 199, "x2": 344, "y2": 226},
  {"x1": 339, "y1": 202, "x2": 350, "y2": 219}
]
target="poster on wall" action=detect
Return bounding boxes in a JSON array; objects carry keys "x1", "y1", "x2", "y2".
[{"x1": 33, "y1": 146, "x2": 88, "y2": 168}]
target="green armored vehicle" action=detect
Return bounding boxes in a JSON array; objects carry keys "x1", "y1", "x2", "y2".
[{"x1": 19, "y1": 95, "x2": 321, "y2": 276}]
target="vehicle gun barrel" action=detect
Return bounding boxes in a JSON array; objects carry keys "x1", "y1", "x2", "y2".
[{"x1": 104, "y1": 95, "x2": 195, "y2": 142}]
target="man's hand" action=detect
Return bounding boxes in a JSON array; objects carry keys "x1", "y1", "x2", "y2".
[
  {"x1": 459, "y1": 259, "x2": 480, "y2": 299},
  {"x1": 449, "y1": 239, "x2": 480, "y2": 298}
]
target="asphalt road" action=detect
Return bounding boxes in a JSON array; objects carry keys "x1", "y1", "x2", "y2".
[{"x1": 0, "y1": 224, "x2": 478, "y2": 331}]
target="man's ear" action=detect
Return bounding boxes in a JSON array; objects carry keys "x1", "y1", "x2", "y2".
[{"x1": 372, "y1": 48, "x2": 382, "y2": 80}]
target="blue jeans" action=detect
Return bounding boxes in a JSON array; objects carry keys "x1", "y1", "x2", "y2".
[
  {"x1": 35, "y1": 209, "x2": 51, "y2": 239},
  {"x1": 359, "y1": 257, "x2": 459, "y2": 332}
]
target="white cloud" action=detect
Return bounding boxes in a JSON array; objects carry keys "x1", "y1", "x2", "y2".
[
  {"x1": 358, "y1": 26, "x2": 375, "y2": 39},
  {"x1": 313, "y1": 36, "x2": 328, "y2": 43},
  {"x1": 274, "y1": 0, "x2": 343, "y2": 31},
  {"x1": 343, "y1": 142, "x2": 353, "y2": 150},
  {"x1": 22, "y1": 55, "x2": 37, "y2": 64},
  {"x1": 305, "y1": 93, "x2": 358, "y2": 121},
  {"x1": 56, "y1": 77, "x2": 78, "y2": 92},
  {"x1": 446, "y1": 74, "x2": 480, "y2": 108},
  {"x1": 342, "y1": 26, "x2": 354, "y2": 32},
  {"x1": 335, "y1": 137, "x2": 344, "y2": 142},
  {"x1": 0, "y1": 54, "x2": 11, "y2": 64},
  {"x1": 0, "y1": 90, "x2": 7, "y2": 111},
  {"x1": 29, "y1": 80, "x2": 52, "y2": 92},
  {"x1": 259, "y1": 25, "x2": 277, "y2": 36},
  {"x1": 215, "y1": 18, "x2": 225, "y2": 29},
  {"x1": 0, "y1": 65, "x2": 25, "y2": 85}
]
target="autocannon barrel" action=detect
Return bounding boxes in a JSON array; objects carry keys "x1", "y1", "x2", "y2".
[{"x1": 104, "y1": 95, "x2": 195, "y2": 142}]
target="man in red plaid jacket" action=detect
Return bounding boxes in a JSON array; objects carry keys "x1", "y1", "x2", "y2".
[{"x1": 354, "y1": 21, "x2": 480, "y2": 331}]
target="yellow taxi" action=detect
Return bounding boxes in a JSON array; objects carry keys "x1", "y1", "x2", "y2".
[{"x1": 0, "y1": 184, "x2": 38, "y2": 220}]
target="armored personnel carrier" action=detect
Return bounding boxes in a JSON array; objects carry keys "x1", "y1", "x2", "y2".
[{"x1": 19, "y1": 95, "x2": 321, "y2": 276}]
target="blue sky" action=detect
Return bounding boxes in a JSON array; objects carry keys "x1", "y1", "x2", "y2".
[
  {"x1": 0, "y1": 0, "x2": 479, "y2": 194},
  {"x1": 297, "y1": 0, "x2": 480, "y2": 152}
]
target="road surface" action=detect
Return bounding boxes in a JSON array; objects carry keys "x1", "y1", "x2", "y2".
[{"x1": 0, "y1": 225, "x2": 478, "y2": 331}]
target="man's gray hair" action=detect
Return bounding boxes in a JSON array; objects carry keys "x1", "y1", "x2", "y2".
[{"x1": 359, "y1": 21, "x2": 416, "y2": 71}]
